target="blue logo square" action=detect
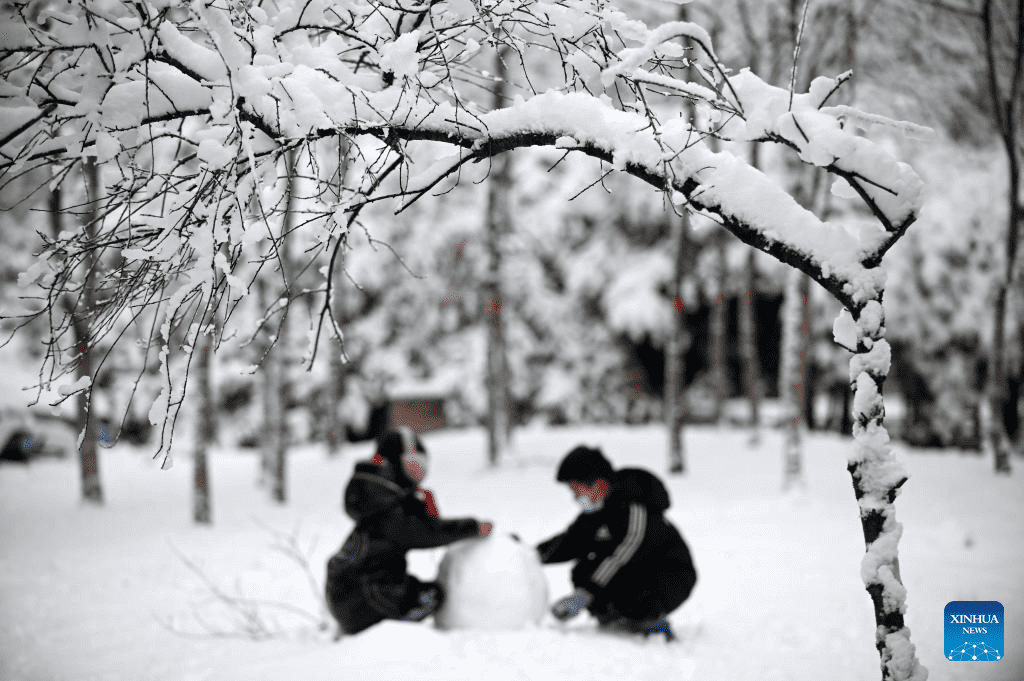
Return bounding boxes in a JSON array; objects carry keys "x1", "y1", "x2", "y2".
[{"x1": 945, "y1": 601, "x2": 1003, "y2": 661}]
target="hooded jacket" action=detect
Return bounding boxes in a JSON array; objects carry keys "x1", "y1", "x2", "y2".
[
  {"x1": 537, "y1": 467, "x2": 696, "y2": 619},
  {"x1": 335, "y1": 460, "x2": 480, "y2": 582},
  {"x1": 325, "y1": 458, "x2": 481, "y2": 633}
]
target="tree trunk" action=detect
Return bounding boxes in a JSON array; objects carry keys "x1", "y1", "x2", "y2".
[
  {"x1": 987, "y1": 286, "x2": 1014, "y2": 473},
  {"x1": 258, "y1": 278, "x2": 289, "y2": 503},
  {"x1": 484, "y1": 46, "x2": 513, "y2": 466},
  {"x1": 193, "y1": 327, "x2": 213, "y2": 524},
  {"x1": 326, "y1": 338, "x2": 346, "y2": 456},
  {"x1": 740, "y1": 144, "x2": 766, "y2": 445},
  {"x1": 1007, "y1": 297, "x2": 1023, "y2": 445},
  {"x1": 780, "y1": 268, "x2": 811, "y2": 489},
  {"x1": 843, "y1": 297, "x2": 927, "y2": 681},
  {"x1": 56, "y1": 165, "x2": 104, "y2": 505},
  {"x1": 710, "y1": 231, "x2": 729, "y2": 424},
  {"x1": 325, "y1": 240, "x2": 348, "y2": 457},
  {"x1": 265, "y1": 334, "x2": 288, "y2": 503},
  {"x1": 325, "y1": 146, "x2": 351, "y2": 457},
  {"x1": 981, "y1": 0, "x2": 1021, "y2": 474},
  {"x1": 665, "y1": 210, "x2": 691, "y2": 474},
  {"x1": 260, "y1": 152, "x2": 296, "y2": 502},
  {"x1": 739, "y1": 248, "x2": 763, "y2": 445},
  {"x1": 665, "y1": 2, "x2": 700, "y2": 472}
]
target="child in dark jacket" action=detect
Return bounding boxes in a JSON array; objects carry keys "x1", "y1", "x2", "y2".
[
  {"x1": 325, "y1": 427, "x2": 492, "y2": 636},
  {"x1": 536, "y1": 446, "x2": 696, "y2": 640}
]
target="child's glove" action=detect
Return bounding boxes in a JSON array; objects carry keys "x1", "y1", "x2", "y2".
[{"x1": 551, "y1": 588, "x2": 592, "y2": 621}]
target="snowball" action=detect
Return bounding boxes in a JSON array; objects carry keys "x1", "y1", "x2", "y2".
[{"x1": 434, "y1": 533, "x2": 548, "y2": 631}]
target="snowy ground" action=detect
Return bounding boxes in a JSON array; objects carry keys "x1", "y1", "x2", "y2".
[{"x1": 1, "y1": 424, "x2": 1021, "y2": 681}]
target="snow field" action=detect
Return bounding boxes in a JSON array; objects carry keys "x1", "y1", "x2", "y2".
[{"x1": 0, "y1": 425, "x2": 1021, "y2": 681}]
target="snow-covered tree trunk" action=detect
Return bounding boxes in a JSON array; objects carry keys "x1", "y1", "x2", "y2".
[
  {"x1": 780, "y1": 268, "x2": 810, "y2": 489},
  {"x1": 836, "y1": 297, "x2": 926, "y2": 681},
  {"x1": 192, "y1": 327, "x2": 214, "y2": 524},
  {"x1": 665, "y1": 210, "x2": 691, "y2": 474},
  {"x1": 484, "y1": 47, "x2": 513, "y2": 467}
]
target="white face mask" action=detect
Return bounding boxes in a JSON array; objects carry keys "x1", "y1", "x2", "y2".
[
  {"x1": 576, "y1": 496, "x2": 604, "y2": 514},
  {"x1": 401, "y1": 451, "x2": 429, "y2": 484}
]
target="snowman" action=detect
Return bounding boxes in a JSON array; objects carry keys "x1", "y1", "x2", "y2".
[{"x1": 434, "y1": 533, "x2": 549, "y2": 631}]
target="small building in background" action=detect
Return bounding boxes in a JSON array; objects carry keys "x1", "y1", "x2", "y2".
[{"x1": 385, "y1": 376, "x2": 457, "y2": 435}]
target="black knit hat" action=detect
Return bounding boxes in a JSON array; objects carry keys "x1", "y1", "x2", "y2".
[
  {"x1": 375, "y1": 426, "x2": 426, "y2": 469},
  {"x1": 556, "y1": 445, "x2": 614, "y2": 484}
]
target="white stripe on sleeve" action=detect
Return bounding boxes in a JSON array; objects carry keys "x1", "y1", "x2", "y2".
[{"x1": 591, "y1": 503, "x2": 647, "y2": 587}]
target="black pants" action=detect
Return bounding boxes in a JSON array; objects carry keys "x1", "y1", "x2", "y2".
[
  {"x1": 576, "y1": 564, "x2": 696, "y2": 624},
  {"x1": 326, "y1": 558, "x2": 444, "y2": 635}
]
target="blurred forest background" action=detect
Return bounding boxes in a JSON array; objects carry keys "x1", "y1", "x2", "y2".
[{"x1": 0, "y1": 0, "x2": 1021, "y2": 484}]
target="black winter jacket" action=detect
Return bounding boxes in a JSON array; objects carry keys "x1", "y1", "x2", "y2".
[
  {"x1": 325, "y1": 461, "x2": 480, "y2": 632},
  {"x1": 537, "y1": 467, "x2": 696, "y2": 620}
]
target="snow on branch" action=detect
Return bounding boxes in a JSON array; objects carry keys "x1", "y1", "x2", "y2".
[{"x1": 0, "y1": 0, "x2": 923, "y2": 449}]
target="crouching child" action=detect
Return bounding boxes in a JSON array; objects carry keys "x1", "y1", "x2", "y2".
[
  {"x1": 325, "y1": 427, "x2": 492, "y2": 636},
  {"x1": 537, "y1": 446, "x2": 697, "y2": 640}
]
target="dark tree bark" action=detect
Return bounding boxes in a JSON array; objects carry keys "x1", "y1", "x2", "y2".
[
  {"x1": 710, "y1": 231, "x2": 729, "y2": 424},
  {"x1": 981, "y1": 0, "x2": 1022, "y2": 474}
]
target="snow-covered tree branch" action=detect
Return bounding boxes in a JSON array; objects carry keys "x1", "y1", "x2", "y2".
[{"x1": 0, "y1": 1, "x2": 928, "y2": 677}]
